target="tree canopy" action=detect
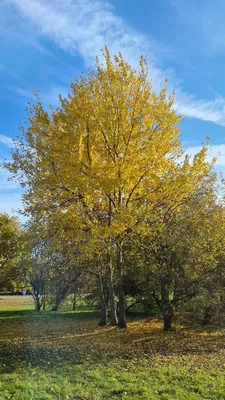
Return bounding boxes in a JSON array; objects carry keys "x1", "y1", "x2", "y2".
[{"x1": 3, "y1": 48, "x2": 225, "y2": 330}]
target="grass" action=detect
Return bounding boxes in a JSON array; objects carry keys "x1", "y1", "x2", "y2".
[{"x1": 1, "y1": 297, "x2": 225, "y2": 399}]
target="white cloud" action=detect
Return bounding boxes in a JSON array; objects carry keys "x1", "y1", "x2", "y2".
[
  {"x1": 3, "y1": 0, "x2": 225, "y2": 127},
  {"x1": 0, "y1": 134, "x2": 13, "y2": 147},
  {"x1": 3, "y1": 0, "x2": 160, "y2": 72},
  {"x1": 175, "y1": 94, "x2": 225, "y2": 127}
]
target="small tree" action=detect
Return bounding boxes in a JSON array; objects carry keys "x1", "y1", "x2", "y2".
[
  {"x1": 0, "y1": 213, "x2": 22, "y2": 291},
  {"x1": 140, "y1": 177, "x2": 225, "y2": 330}
]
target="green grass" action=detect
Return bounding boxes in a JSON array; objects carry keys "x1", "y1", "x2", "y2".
[
  {"x1": 2, "y1": 361, "x2": 225, "y2": 400},
  {"x1": 1, "y1": 297, "x2": 225, "y2": 399}
]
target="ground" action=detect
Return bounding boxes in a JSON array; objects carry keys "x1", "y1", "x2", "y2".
[{"x1": 1, "y1": 297, "x2": 225, "y2": 399}]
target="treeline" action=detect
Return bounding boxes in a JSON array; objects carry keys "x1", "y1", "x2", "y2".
[{"x1": 2, "y1": 48, "x2": 225, "y2": 330}]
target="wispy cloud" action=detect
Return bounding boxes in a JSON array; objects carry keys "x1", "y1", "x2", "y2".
[
  {"x1": 0, "y1": 134, "x2": 13, "y2": 147},
  {"x1": 3, "y1": 0, "x2": 225, "y2": 127},
  {"x1": 3, "y1": 0, "x2": 160, "y2": 70},
  {"x1": 175, "y1": 93, "x2": 225, "y2": 127}
]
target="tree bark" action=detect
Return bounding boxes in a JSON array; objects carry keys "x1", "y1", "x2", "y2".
[
  {"x1": 52, "y1": 287, "x2": 68, "y2": 311},
  {"x1": 52, "y1": 297, "x2": 60, "y2": 311},
  {"x1": 202, "y1": 305, "x2": 214, "y2": 325},
  {"x1": 35, "y1": 297, "x2": 42, "y2": 312},
  {"x1": 42, "y1": 293, "x2": 46, "y2": 310},
  {"x1": 32, "y1": 291, "x2": 42, "y2": 312},
  {"x1": 107, "y1": 197, "x2": 118, "y2": 326},
  {"x1": 98, "y1": 274, "x2": 108, "y2": 326},
  {"x1": 163, "y1": 306, "x2": 173, "y2": 331},
  {"x1": 72, "y1": 292, "x2": 76, "y2": 311},
  {"x1": 107, "y1": 253, "x2": 118, "y2": 326},
  {"x1": 117, "y1": 241, "x2": 126, "y2": 328},
  {"x1": 161, "y1": 280, "x2": 173, "y2": 331}
]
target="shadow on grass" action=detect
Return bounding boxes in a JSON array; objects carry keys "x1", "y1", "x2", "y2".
[
  {"x1": 2, "y1": 329, "x2": 225, "y2": 374},
  {"x1": 0, "y1": 342, "x2": 84, "y2": 374},
  {"x1": 0, "y1": 309, "x2": 102, "y2": 322},
  {"x1": 0, "y1": 310, "x2": 102, "y2": 374},
  {"x1": 2, "y1": 307, "x2": 225, "y2": 375},
  {"x1": 1, "y1": 313, "x2": 225, "y2": 375}
]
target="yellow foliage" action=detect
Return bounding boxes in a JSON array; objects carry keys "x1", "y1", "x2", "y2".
[{"x1": 7, "y1": 48, "x2": 215, "y2": 246}]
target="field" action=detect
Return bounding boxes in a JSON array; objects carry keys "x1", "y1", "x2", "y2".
[{"x1": 1, "y1": 297, "x2": 225, "y2": 399}]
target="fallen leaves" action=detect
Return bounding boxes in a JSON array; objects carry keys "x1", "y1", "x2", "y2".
[{"x1": 1, "y1": 297, "x2": 225, "y2": 375}]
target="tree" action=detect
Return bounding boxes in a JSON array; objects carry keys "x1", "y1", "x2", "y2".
[
  {"x1": 5, "y1": 47, "x2": 214, "y2": 328},
  {"x1": 138, "y1": 176, "x2": 225, "y2": 330},
  {"x1": 14, "y1": 229, "x2": 48, "y2": 311},
  {"x1": 0, "y1": 213, "x2": 22, "y2": 291}
]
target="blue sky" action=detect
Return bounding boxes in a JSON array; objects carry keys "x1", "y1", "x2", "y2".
[{"x1": 1, "y1": 0, "x2": 225, "y2": 218}]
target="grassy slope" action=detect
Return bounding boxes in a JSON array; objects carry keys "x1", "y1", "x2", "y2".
[{"x1": 1, "y1": 297, "x2": 225, "y2": 400}]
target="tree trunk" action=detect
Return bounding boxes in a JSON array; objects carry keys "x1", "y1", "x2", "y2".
[
  {"x1": 72, "y1": 292, "x2": 76, "y2": 311},
  {"x1": 161, "y1": 281, "x2": 173, "y2": 331},
  {"x1": 43, "y1": 293, "x2": 46, "y2": 310},
  {"x1": 107, "y1": 253, "x2": 118, "y2": 326},
  {"x1": 98, "y1": 274, "x2": 108, "y2": 326},
  {"x1": 163, "y1": 307, "x2": 173, "y2": 331},
  {"x1": 202, "y1": 305, "x2": 214, "y2": 325},
  {"x1": 32, "y1": 291, "x2": 42, "y2": 312},
  {"x1": 52, "y1": 290, "x2": 65, "y2": 311},
  {"x1": 36, "y1": 297, "x2": 42, "y2": 312},
  {"x1": 51, "y1": 297, "x2": 59, "y2": 311},
  {"x1": 107, "y1": 197, "x2": 117, "y2": 326},
  {"x1": 117, "y1": 241, "x2": 126, "y2": 328}
]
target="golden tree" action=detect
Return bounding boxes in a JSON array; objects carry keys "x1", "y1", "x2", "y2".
[{"x1": 6, "y1": 47, "x2": 214, "y2": 327}]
